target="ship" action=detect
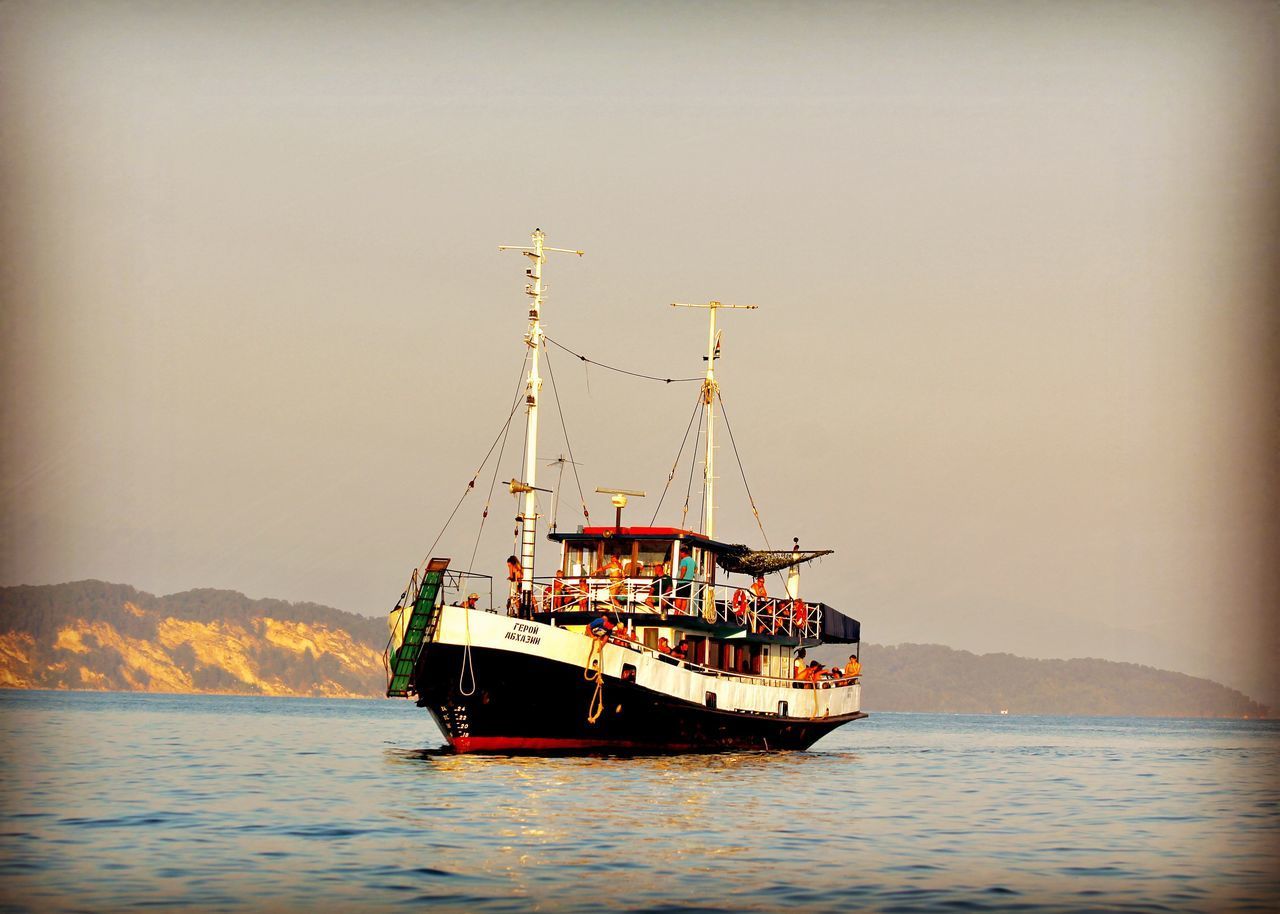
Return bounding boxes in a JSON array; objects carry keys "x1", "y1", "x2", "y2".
[{"x1": 384, "y1": 229, "x2": 866, "y2": 753}]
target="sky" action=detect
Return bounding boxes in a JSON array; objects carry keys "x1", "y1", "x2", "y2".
[{"x1": 2, "y1": 1, "x2": 1276, "y2": 706}]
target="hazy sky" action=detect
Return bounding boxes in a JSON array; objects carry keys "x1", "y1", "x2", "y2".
[{"x1": 2, "y1": 2, "x2": 1276, "y2": 705}]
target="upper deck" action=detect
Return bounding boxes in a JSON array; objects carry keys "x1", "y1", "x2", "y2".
[{"x1": 530, "y1": 524, "x2": 859, "y2": 649}]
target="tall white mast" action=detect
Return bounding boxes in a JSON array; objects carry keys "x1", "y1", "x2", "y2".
[
  {"x1": 499, "y1": 229, "x2": 584, "y2": 608},
  {"x1": 670, "y1": 301, "x2": 757, "y2": 540}
]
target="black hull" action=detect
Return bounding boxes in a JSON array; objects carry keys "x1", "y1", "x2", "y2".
[{"x1": 413, "y1": 641, "x2": 864, "y2": 754}]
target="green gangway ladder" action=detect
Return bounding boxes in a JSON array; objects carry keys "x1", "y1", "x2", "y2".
[{"x1": 386, "y1": 557, "x2": 450, "y2": 697}]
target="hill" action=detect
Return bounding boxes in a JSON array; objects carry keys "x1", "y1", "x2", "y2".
[
  {"x1": 808, "y1": 642, "x2": 1270, "y2": 718},
  {"x1": 0, "y1": 581, "x2": 387, "y2": 697},
  {"x1": 0, "y1": 581, "x2": 1269, "y2": 716}
]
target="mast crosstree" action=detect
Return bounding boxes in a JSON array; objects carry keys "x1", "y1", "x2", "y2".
[{"x1": 499, "y1": 229, "x2": 584, "y2": 610}]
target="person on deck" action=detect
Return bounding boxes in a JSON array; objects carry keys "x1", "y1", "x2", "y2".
[
  {"x1": 674, "y1": 639, "x2": 690, "y2": 661},
  {"x1": 844, "y1": 654, "x2": 862, "y2": 680},
  {"x1": 462, "y1": 592, "x2": 479, "y2": 609},
  {"x1": 647, "y1": 563, "x2": 671, "y2": 617},
  {"x1": 506, "y1": 555, "x2": 523, "y2": 615},
  {"x1": 657, "y1": 636, "x2": 673, "y2": 655},
  {"x1": 793, "y1": 648, "x2": 808, "y2": 679},
  {"x1": 551, "y1": 569, "x2": 567, "y2": 610},
  {"x1": 676, "y1": 548, "x2": 696, "y2": 614},
  {"x1": 602, "y1": 554, "x2": 626, "y2": 608},
  {"x1": 587, "y1": 616, "x2": 615, "y2": 639}
]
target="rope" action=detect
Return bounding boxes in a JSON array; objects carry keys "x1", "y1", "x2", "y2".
[
  {"x1": 458, "y1": 602, "x2": 476, "y2": 696},
  {"x1": 716, "y1": 389, "x2": 790, "y2": 591},
  {"x1": 542, "y1": 345, "x2": 591, "y2": 525},
  {"x1": 584, "y1": 636, "x2": 605, "y2": 724},
  {"x1": 466, "y1": 355, "x2": 530, "y2": 575},
  {"x1": 544, "y1": 335, "x2": 702, "y2": 385},
  {"x1": 680, "y1": 403, "x2": 704, "y2": 530},
  {"x1": 416, "y1": 353, "x2": 529, "y2": 578},
  {"x1": 715, "y1": 389, "x2": 772, "y2": 550},
  {"x1": 649, "y1": 391, "x2": 704, "y2": 526}
]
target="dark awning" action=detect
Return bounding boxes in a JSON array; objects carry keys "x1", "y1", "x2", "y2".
[
  {"x1": 817, "y1": 604, "x2": 860, "y2": 643},
  {"x1": 714, "y1": 546, "x2": 834, "y2": 577}
]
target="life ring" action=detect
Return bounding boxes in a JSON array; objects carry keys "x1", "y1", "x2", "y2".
[
  {"x1": 731, "y1": 588, "x2": 749, "y2": 620},
  {"x1": 791, "y1": 599, "x2": 808, "y2": 628}
]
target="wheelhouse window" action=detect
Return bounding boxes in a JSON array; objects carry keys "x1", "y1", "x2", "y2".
[{"x1": 636, "y1": 542, "x2": 671, "y2": 576}]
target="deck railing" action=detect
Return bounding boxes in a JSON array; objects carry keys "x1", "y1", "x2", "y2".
[
  {"x1": 527, "y1": 576, "x2": 823, "y2": 640},
  {"x1": 593, "y1": 630, "x2": 858, "y2": 690}
]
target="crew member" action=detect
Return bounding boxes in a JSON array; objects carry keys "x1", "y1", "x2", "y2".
[
  {"x1": 676, "y1": 548, "x2": 696, "y2": 613},
  {"x1": 602, "y1": 554, "x2": 626, "y2": 608}
]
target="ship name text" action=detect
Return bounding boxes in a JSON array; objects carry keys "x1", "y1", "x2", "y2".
[{"x1": 505, "y1": 622, "x2": 541, "y2": 646}]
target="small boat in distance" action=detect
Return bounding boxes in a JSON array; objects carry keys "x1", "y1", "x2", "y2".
[{"x1": 385, "y1": 229, "x2": 865, "y2": 753}]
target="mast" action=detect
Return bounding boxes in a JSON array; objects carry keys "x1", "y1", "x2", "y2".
[
  {"x1": 671, "y1": 301, "x2": 757, "y2": 539},
  {"x1": 499, "y1": 229, "x2": 584, "y2": 609}
]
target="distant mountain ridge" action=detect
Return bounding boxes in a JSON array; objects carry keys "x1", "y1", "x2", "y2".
[
  {"x1": 809, "y1": 643, "x2": 1269, "y2": 718},
  {"x1": 0, "y1": 581, "x2": 1269, "y2": 717},
  {"x1": 0, "y1": 580, "x2": 387, "y2": 697}
]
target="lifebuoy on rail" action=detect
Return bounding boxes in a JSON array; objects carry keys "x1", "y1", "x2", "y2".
[{"x1": 731, "y1": 588, "x2": 749, "y2": 620}]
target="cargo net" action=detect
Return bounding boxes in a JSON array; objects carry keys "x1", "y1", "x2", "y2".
[{"x1": 714, "y1": 546, "x2": 833, "y2": 577}]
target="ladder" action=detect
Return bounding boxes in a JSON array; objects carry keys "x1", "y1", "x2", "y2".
[{"x1": 386, "y1": 558, "x2": 450, "y2": 697}]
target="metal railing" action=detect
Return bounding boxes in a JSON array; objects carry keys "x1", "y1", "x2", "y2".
[
  {"x1": 384, "y1": 568, "x2": 497, "y2": 679},
  {"x1": 590, "y1": 629, "x2": 858, "y2": 690},
  {"x1": 527, "y1": 576, "x2": 823, "y2": 640}
]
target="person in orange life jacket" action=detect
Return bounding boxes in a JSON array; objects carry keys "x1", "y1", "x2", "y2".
[
  {"x1": 657, "y1": 636, "x2": 673, "y2": 654},
  {"x1": 462, "y1": 592, "x2": 479, "y2": 609}
]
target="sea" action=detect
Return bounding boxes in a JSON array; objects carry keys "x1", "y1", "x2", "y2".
[{"x1": 0, "y1": 691, "x2": 1276, "y2": 913}]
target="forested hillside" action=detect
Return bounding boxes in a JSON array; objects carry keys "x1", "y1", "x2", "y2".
[
  {"x1": 810, "y1": 642, "x2": 1269, "y2": 718},
  {"x1": 0, "y1": 581, "x2": 387, "y2": 697}
]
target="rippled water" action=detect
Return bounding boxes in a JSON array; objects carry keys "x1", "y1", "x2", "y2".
[{"x1": 0, "y1": 691, "x2": 1277, "y2": 912}]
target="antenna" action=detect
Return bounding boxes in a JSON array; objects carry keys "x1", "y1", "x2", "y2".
[
  {"x1": 669, "y1": 301, "x2": 759, "y2": 539},
  {"x1": 544, "y1": 454, "x2": 581, "y2": 532},
  {"x1": 595, "y1": 486, "x2": 647, "y2": 530}
]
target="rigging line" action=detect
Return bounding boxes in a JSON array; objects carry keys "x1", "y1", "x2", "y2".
[
  {"x1": 680, "y1": 399, "x2": 705, "y2": 530},
  {"x1": 649, "y1": 391, "x2": 705, "y2": 525},
  {"x1": 417, "y1": 353, "x2": 529, "y2": 573},
  {"x1": 544, "y1": 335, "x2": 703, "y2": 385},
  {"x1": 715, "y1": 389, "x2": 771, "y2": 547},
  {"x1": 466, "y1": 354, "x2": 530, "y2": 575},
  {"x1": 543, "y1": 345, "x2": 591, "y2": 523},
  {"x1": 716, "y1": 389, "x2": 788, "y2": 589}
]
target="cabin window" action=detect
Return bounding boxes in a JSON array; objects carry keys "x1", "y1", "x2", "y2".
[
  {"x1": 621, "y1": 663, "x2": 636, "y2": 682},
  {"x1": 778, "y1": 700, "x2": 788, "y2": 717},
  {"x1": 604, "y1": 540, "x2": 631, "y2": 567},
  {"x1": 637, "y1": 543, "x2": 670, "y2": 576},
  {"x1": 704, "y1": 691, "x2": 717, "y2": 709},
  {"x1": 567, "y1": 544, "x2": 594, "y2": 577}
]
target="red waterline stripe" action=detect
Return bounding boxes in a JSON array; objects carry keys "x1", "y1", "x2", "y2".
[{"x1": 450, "y1": 736, "x2": 696, "y2": 753}]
